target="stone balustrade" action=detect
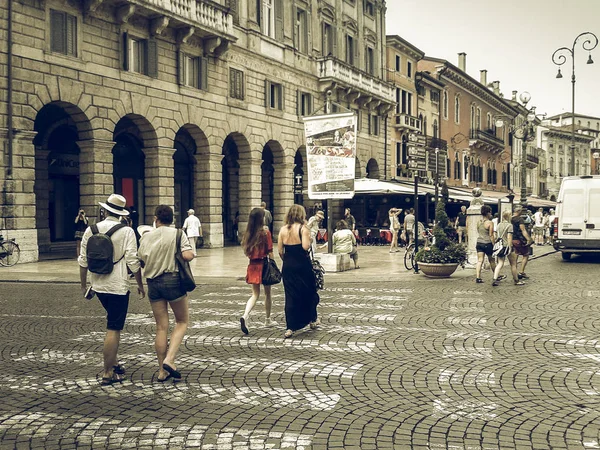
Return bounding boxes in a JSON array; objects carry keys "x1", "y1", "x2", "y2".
[{"x1": 142, "y1": 0, "x2": 234, "y2": 36}]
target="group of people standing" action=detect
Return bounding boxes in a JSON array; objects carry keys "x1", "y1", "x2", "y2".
[
  {"x1": 78, "y1": 194, "x2": 194, "y2": 385},
  {"x1": 240, "y1": 205, "x2": 320, "y2": 339}
]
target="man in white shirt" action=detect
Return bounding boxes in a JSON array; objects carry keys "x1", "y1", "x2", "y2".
[
  {"x1": 78, "y1": 194, "x2": 145, "y2": 386},
  {"x1": 547, "y1": 208, "x2": 556, "y2": 245},
  {"x1": 533, "y1": 207, "x2": 545, "y2": 246},
  {"x1": 182, "y1": 209, "x2": 202, "y2": 256}
]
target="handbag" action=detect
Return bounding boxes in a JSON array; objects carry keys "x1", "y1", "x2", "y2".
[
  {"x1": 492, "y1": 226, "x2": 511, "y2": 258},
  {"x1": 175, "y1": 229, "x2": 196, "y2": 292},
  {"x1": 309, "y1": 246, "x2": 325, "y2": 290},
  {"x1": 262, "y1": 256, "x2": 282, "y2": 285}
]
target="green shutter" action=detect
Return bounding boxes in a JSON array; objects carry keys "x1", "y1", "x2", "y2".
[
  {"x1": 280, "y1": 84, "x2": 285, "y2": 111},
  {"x1": 50, "y1": 10, "x2": 66, "y2": 54},
  {"x1": 146, "y1": 38, "x2": 158, "y2": 78},
  {"x1": 297, "y1": 90, "x2": 302, "y2": 116},
  {"x1": 201, "y1": 57, "x2": 209, "y2": 90},
  {"x1": 275, "y1": 0, "x2": 283, "y2": 41},
  {"x1": 66, "y1": 14, "x2": 77, "y2": 56},
  {"x1": 122, "y1": 32, "x2": 129, "y2": 71},
  {"x1": 265, "y1": 80, "x2": 270, "y2": 108},
  {"x1": 177, "y1": 49, "x2": 185, "y2": 85},
  {"x1": 306, "y1": 11, "x2": 311, "y2": 55}
]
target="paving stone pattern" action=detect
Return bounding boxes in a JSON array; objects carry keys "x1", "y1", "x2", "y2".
[{"x1": 1, "y1": 253, "x2": 600, "y2": 449}]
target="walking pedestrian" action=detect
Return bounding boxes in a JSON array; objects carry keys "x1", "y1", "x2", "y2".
[
  {"x1": 492, "y1": 211, "x2": 518, "y2": 286},
  {"x1": 74, "y1": 208, "x2": 88, "y2": 257},
  {"x1": 277, "y1": 204, "x2": 320, "y2": 338},
  {"x1": 332, "y1": 220, "x2": 359, "y2": 269},
  {"x1": 138, "y1": 205, "x2": 194, "y2": 382},
  {"x1": 533, "y1": 208, "x2": 545, "y2": 246},
  {"x1": 475, "y1": 205, "x2": 498, "y2": 283},
  {"x1": 547, "y1": 208, "x2": 556, "y2": 245},
  {"x1": 78, "y1": 194, "x2": 145, "y2": 386},
  {"x1": 307, "y1": 210, "x2": 325, "y2": 254},
  {"x1": 261, "y1": 202, "x2": 273, "y2": 233},
  {"x1": 403, "y1": 208, "x2": 415, "y2": 246},
  {"x1": 344, "y1": 208, "x2": 356, "y2": 234},
  {"x1": 455, "y1": 205, "x2": 468, "y2": 244},
  {"x1": 389, "y1": 208, "x2": 402, "y2": 252},
  {"x1": 239, "y1": 207, "x2": 276, "y2": 335},
  {"x1": 182, "y1": 209, "x2": 202, "y2": 256},
  {"x1": 511, "y1": 205, "x2": 534, "y2": 280}
]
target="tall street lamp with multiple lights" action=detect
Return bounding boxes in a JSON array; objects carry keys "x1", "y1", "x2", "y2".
[
  {"x1": 552, "y1": 31, "x2": 598, "y2": 177},
  {"x1": 495, "y1": 92, "x2": 537, "y2": 208}
]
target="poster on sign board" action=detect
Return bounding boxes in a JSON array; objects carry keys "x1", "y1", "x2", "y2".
[{"x1": 303, "y1": 112, "x2": 357, "y2": 199}]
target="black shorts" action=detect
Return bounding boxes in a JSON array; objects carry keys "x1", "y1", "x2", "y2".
[
  {"x1": 97, "y1": 292, "x2": 130, "y2": 331},
  {"x1": 476, "y1": 242, "x2": 494, "y2": 256},
  {"x1": 147, "y1": 273, "x2": 186, "y2": 302}
]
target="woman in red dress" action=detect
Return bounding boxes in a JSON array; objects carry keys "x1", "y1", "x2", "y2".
[{"x1": 240, "y1": 207, "x2": 276, "y2": 334}]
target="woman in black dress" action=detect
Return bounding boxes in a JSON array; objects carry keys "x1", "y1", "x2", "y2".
[{"x1": 277, "y1": 204, "x2": 320, "y2": 338}]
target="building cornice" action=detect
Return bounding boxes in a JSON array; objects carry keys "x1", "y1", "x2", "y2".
[{"x1": 386, "y1": 35, "x2": 425, "y2": 61}]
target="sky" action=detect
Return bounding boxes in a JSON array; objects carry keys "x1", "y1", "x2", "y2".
[{"x1": 385, "y1": 0, "x2": 600, "y2": 118}]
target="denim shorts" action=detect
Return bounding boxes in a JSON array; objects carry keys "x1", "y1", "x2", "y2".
[
  {"x1": 147, "y1": 273, "x2": 186, "y2": 302},
  {"x1": 97, "y1": 292, "x2": 130, "y2": 331}
]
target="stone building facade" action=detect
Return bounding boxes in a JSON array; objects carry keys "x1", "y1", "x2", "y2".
[{"x1": 0, "y1": 0, "x2": 394, "y2": 262}]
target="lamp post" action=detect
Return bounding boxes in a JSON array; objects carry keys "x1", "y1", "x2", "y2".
[{"x1": 552, "y1": 32, "x2": 598, "y2": 177}]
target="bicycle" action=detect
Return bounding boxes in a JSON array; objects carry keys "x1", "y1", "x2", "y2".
[
  {"x1": 0, "y1": 234, "x2": 21, "y2": 266},
  {"x1": 403, "y1": 224, "x2": 435, "y2": 271}
]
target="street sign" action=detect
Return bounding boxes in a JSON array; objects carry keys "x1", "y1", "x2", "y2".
[
  {"x1": 408, "y1": 159, "x2": 426, "y2": 171},
  {"x1": 408, "y1": 132, "x2": 427, "y2": 146},
  {"x1": 408, "y1": 145, "x2": 426, "y2": 158},
  {"x1": 293, "y1": 173, "x2": 303, "y2": 194}
]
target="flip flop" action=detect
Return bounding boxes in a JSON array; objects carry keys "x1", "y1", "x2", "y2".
[
  {"x1": 162, "y1": 363, "x2": 182, "y2": 379},
  {"x1": 113, "y1": 364, "x2": 126, "y2": 375},
  {"x1": 100, "y1": 373, "x2": 124, "y2": 386},
  {"x1": 157, "y1": 373, "x2": 172, "y2": 383}
]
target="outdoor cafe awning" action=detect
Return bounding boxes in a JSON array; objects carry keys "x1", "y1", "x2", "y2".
[{"x1": 354, "y1": 178, "x2": 414, "y2": 195}]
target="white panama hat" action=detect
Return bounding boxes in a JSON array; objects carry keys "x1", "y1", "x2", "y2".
[
  {"x1": 99, "y1": 194, "x2": 129, "y2": 216},
  {"x1": 137, "y1": 225, "x2": 153, "y2": 236}
]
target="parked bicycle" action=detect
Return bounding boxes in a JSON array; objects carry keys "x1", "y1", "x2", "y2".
[
  {"x1": 0, "y1": 234, "x2": 20, "y2": 266},
  {"x1": 403, "y1": 224, "x2": 435, "y2": 271}
]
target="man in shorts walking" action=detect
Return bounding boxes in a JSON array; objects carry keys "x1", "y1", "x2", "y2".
[
  {"x1": 510, "y1": 205, "x2": 533, "y2": 281},
  {"x1": 455, "y1": 205, "x2": 468, "y2": 244},
  {"x1": 78, "y1": 194, "x2": 145, "y2": 385},
  {"x1": 533, "y1": 208, "x2": 545, "y2": 246}
]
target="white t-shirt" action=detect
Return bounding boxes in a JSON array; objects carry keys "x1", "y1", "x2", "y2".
[
  {"x1": 138, "y1": 226, "x2": 193, "y2": 279},
  {"x1": 183, "y1": 215, "x2": 202, "y2": 237},
  {"x1": 534, "y1": 212, "x2": 544, "y2": 227}
]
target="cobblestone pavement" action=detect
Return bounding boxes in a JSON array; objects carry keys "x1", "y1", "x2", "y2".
[{"x1": 1, "y1": 251, "x2": 600, "y2": 449}]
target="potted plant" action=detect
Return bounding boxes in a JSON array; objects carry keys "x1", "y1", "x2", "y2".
[{"x1": 415, "y1": 182, "x2": 468, "y2": 277}]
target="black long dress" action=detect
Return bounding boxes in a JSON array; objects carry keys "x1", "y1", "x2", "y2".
[{"x1": 283, "y1": 233, "x2": 320, "y2": 331}]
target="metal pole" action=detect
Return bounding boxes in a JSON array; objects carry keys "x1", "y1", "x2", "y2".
[
  {"x1": 326, "y1": 201, "x2": 333, "y2": 254},
  {"x1": 434, "y1": 147, "x2": 439, "y2": 208},
  {"x1": 413, "y1": 174, "x2": 419, "y2": 273},
  {"x1": 520, "y1": 130, "x2": 528, "y2": 208},
  {"x1": 571, "y1": 63, "x2": 576, "y2": 176}
]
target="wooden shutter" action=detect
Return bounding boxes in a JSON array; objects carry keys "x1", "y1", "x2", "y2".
[
  {"x1": 306, "y1": 11, "x2": 311, "y2": 55},
  {"x1": 297, "y1": 90, "x2": 302, "y2": 116},
  {"x1": 201, "y1": 57, "x2": 209, "y2": 90},
  {"x1": 177, "y1": 49, "x2": 185, "y2": 85},
  {"x1": 265, "y1": 80, "x2": 270, "y2": 108},
  {"x1": 332, "y1": 25, "x2": 337, "y2": 57},
  {"x1": 280, "y1": 85, "x2": 285, "y2": 111},
  {"x1": 292, "y1": 5, "x2": 297, "y2": 50},
  {"x1": 66, "y1": 14, "x2": 77, "y2": 56},
  {"x1": 275, "y1": 0, "x2": 283, "y2": 41},
  {"x1": 122, "y1": 32, "x2": 129, "y2": 71},
  {"x1": 146, "y1": 38, "x2": 158, "y2": 78},
  {"x1": 353, "y1": 35, "x2": 359, "y2": 67},
  {"x1": 50, "y1": 10, "x2": 66, "y2": 54}
]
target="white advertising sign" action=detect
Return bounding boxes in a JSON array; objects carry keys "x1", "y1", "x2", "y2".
[{"x1": 303, "y1": 112, "x2": 357, "y2": 199}]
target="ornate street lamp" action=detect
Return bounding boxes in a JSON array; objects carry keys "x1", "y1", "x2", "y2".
[{"x1": 552, "y1": 32, "x2": 598, "y2": 177}]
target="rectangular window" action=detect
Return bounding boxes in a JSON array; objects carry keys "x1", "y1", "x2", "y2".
[
  {"x1": 368, "y1": 114, "x2": 379, "y2": 136},
  {"x1": 261, "y1": 0, "x2": 275, "y2": 38},
  {"x1": 50, "y1": 10, "x2": 77, "y2": 56},
  {"x1": 346, "y1": 35, "x2": 354, "y2": 65},
  {"x1": 230, "y1": 68, "x2": 244, "y2": 100},
  {"x1": 295, "y1": 8, "x2": 308, "y2": 53},
  {"x1": 131, "y1": 38, "x2": 145, "y2": 74},
  {"x1": 183, "y1": 55, "x2": 208, "y2": 89},
  {"x1": 322, "y1": 22, "x2": 334, "y2": 56},
  {"x1": 401, "y1": 90, "x2": 407, "y2": 114},
  {"x1": 365, "y1": 47, "x2": 375, "y2": 75},
  {"x1": 395, "y1": 88, "x2": 401, "y2": 114},
  {"x1": 266, "y1": 81, "x2": 284, "y2": 110},
  {"x1": 298, "y1": 91, "x2": 312, "y2": 116},
  {"x1": 353, "y1": 108, "x2": 361, "y2": 132},
  {"x1": 430, "y1": 91, "x2": 440, "y2": 103},
  {"x1": 407, "y1": 93, "x2": 412, "y2": 115},
  {"x1": 395, "y1": 55, "x2": 401, "y2": 72},
  {"x1": 407, "y1": 61, "x2": 412, "y2": 78},
  {"x1": 364, "y1": 0, "x2": 374, "y2": 16}
]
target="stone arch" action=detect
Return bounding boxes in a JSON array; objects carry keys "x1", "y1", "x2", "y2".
[
  {"x1": 32, "y1": 102, "x2": 93, "y2": 254},
  {"x1": 366, "y1": 158, "x2": 379, "y2": 179},
  {"x1": 261, "y1": 139, "x2": 286, "y2": 232}
]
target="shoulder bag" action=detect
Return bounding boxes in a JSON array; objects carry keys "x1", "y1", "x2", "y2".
[
  {"x1": 262, "y1": 255, "x2": 282, "y2": 285},
  {"x1": 492, "y1": 225, "x2": 511, "y2": 258},
  {"x1": 175, "y1": 229, "x2": 196, "y2": 292}
]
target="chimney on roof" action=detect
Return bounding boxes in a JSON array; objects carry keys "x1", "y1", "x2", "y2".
[
  {"x1": 458, "y1": 52, "x2": 466, "y2": 71},
  {"x1": 492, "y1": 81, "x2": 500, "y2": 96},
  {"x1": 512, "y1": 90, "x2": 517, "y2": 101},
  {"x1": 480, "y1": 70, "x2": 487, "y2": 86}
]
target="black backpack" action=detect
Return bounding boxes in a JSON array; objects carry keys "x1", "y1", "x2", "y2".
[{"x1": 87, "y1": 223, "x2": 127, "y2": 274}]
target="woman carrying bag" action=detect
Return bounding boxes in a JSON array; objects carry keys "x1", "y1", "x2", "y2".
[
  {"x1": 240, "y1": 208, "x2": 277, "y2": 335},
  {"x1": 138, "y1": 205, "x2": 194, "y2": 382}
]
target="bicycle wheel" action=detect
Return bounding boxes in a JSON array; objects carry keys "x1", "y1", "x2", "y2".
[
  {"x1": 0, "y1": 241, "x2": 20, "y2": 266},
  {"x1": 404, "y1": 245, "x2": 414, "y2": 271}
]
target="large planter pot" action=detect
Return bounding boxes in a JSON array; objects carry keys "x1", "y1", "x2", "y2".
[{"x1": 417, "y1": 262, "x2": 459, "y2": 278}]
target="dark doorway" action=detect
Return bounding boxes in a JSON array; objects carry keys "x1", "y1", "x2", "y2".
[
  {"x1": 112, "y1": 133, "x2": 145, "y2": 218},
  {"x1": 174, "y1": 129, "x2": 197, "y2": 226}
]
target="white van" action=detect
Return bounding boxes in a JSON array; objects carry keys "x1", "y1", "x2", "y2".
[{"x1": 553, "y1": 175, "x2": 600, "y2": 260}]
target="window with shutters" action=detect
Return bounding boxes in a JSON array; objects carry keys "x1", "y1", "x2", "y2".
[
  {"x1": 364, "y1": 0, "x2": 374, "y2": 16},
  {"x1": 124, "y1": 35, "x2": 158, "y2": 78},
  {"x1": 322, "y1": 22, "x2": 334, "y2": 56},
  {"x1": 181, "y1": 55, "x2": 207, "y2": 90},
  {"x1": 352, "y1": 108, "x2": 361, "y2": 132},
  {"x1": 295, "y1": 8, "x2": 308, "y2": 53},
  {"x1": 230, "y1": 69, "x2": 244, "y2": 100},
  {"x1": 345, "y1": 35, "x2": 355, "y2": 65},
  {"x1": 50, "y1": 10, "x2": 77, "y2": 57},
  {"x1": 266, "y1": 81, "x2": 284, "y2": 110},
  {"x1": 368, "y1": 114, "x2": 379, "y2": 136},
  {"x1": 261, "y1": 0, "x2": 276, "y2": 38},
  {"x1": 131, "y1": 38, "x2": 145, "y2": 74},
  {"x1": 298, "y1": 92, "x2": 312, "y2": 116},
  {"x1": 454, "y1": 94, "x2": 460, "y2": 124}
]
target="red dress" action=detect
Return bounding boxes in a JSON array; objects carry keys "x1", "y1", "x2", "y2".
[{"x1": 245, "y1": 230, "x2": 273, "y2": 285}]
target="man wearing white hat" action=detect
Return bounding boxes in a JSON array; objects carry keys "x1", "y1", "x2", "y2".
[
  {"x1": 78, "y1": 194, "x2": 145, "y2": 386},
  {"x1": 182, "y1": 209, "x2": 202, "y2": 256}
]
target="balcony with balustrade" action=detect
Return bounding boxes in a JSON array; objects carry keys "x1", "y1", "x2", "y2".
[
  {"x1": 469, "y1": 129, "x2": 504, "y2": 154},
  {"x1": 395, "y1": 113, "x2": 421, "y2": 132},
  {"x1": 99, "y1": 0, "x2": 236, "y2": 55},
  {"x1": 317, "y1": 57, "x2": 395, "y2": 112}
]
